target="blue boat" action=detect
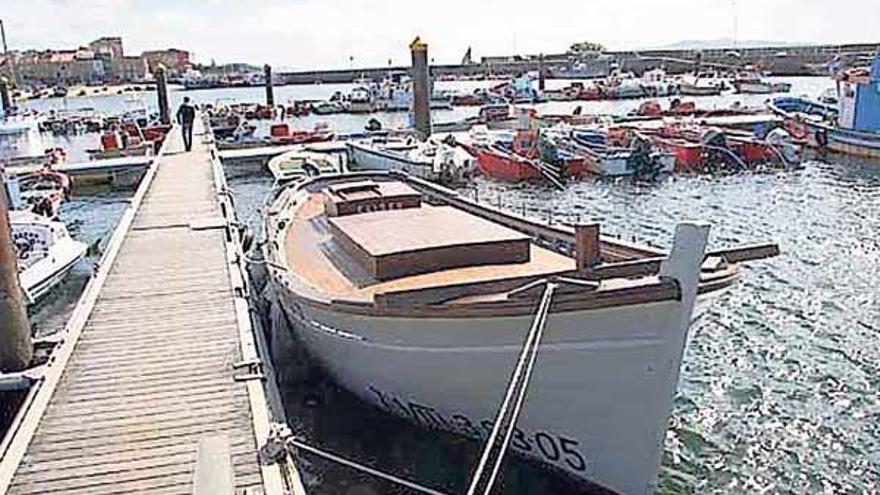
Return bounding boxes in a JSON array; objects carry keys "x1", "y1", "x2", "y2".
[{"x1": 770, "y1": 52, "x2": 880, "y2": 159}]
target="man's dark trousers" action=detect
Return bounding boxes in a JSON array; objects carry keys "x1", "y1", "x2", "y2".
[{"x1": 181, "y1": 123, "x2": 193, "y2": 151}]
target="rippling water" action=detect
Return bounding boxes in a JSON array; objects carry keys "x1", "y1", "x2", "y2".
[{"x1": 18, "y1": 77, "x2": 880, "y2": 493}]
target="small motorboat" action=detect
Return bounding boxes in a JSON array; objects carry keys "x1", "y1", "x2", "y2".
[
  {"x1": 732, "y1": 74, "x2": 792, "y2": 94},
  {"x1": 470, "y1": 128, "x2": 568, "y2": 186},
  {"x1": 263, "y1": 172, "x2": 779, "y2": 495},
  {"x1": 645, "y1": 124, "x2": 801, "y2": 173},
  {"x1": 311, "y1": 101, "x2": 346, "y2": 115},
  {"x1": 347, "y1": 137, "x2": 476, "y2": 185},
  {"x1": 547, "y1": 127, "x2": 676, "y2": 177},
  {"x1": 269, "y1": 122, "x2": 334, "y2": 145},
  {"x1": 267, "y1": 149, "x2": 341, "y2": 184},
  {"x1": 11, "y1": 210, "x2": 88, "y2": 305},
  {"x1": 769, "y1": 54, "x2": 880, "y2": 158},
  {"x1": 345, "y1": 86, "x2": 376, "y2": 113},
  {"x1": 15, "y1": 168, "x2": 71, "y2": 218},
  {"x1": 677, "y1": 72, "x2": 726, "y2": 96}
]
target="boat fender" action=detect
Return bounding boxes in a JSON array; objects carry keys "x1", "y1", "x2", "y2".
[{"x1": 815, "y1": 128, "x2": 829, "y2": 148}]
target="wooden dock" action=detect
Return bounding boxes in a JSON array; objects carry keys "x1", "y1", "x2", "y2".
[{"x1": 0, "y1": 118, "x2": 298, "y2": 494}]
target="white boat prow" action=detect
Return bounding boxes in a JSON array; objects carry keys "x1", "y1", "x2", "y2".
[{"x1": 11, "y1": 210, "x2": 88, "y2": 305}]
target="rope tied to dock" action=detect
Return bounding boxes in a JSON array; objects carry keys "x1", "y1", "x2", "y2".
[
  {"x1": 261, "y1": 424, "x2": 453, "y2": 495},
  {"x1": 465, "y1": 281, "x2": 558, "y2": 495}
]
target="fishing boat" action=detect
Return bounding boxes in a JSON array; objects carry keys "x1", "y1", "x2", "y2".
[
  {"x1": 545, "y1": 127, "x2": 676, "y2": 177},
  {"x1": 264, "y1": 172, "x2": 778, "y2": 494},
  {"x1": 267, "y1": 149, "x2": 341, "y2": 183},
  {"x1": 0, "y1": 113, "x2": 40, "y2": 137},
  {"x1": 677, "y1": 73, "x2": 726, "y2": 96},
  {"x1": 470, "y1": 126, "x2": 569, "y2": 187},
  {"x1": 11, "y1": 210, "x2": 87, "y2": 305},
  {"x1": 769, "y1": 54, "x2": 880, "y2": 158},
  {"x1": 732, "y1": 73, "x2": 792, "y2": 94},
  {"x1": 643, "y1": 124, "x2": 800, "y2": 173},
  {"x1": 268, "y1": 122, "x2": 334, "y2": 146},
  {"x1": 311, "y1": 101, "x2": 346, "y2": 115},
  {"x1": 15, "y1": 168, "x2": 71, "y2": 218},
  {"x1": 347, "y1": 137, "x2": 476, "y2": 185},
  {"x1": 346, "y1": 86, "x2": 376, "y2": 113}
]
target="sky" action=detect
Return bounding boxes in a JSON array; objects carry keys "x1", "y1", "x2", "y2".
[{"x1": 1, "y1": 0, "x2": 878, "y2": 70}]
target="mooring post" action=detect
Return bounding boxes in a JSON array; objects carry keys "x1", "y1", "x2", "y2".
[
  {"x1": 575, "y1": 223, "x2": 601, "y2": 272},
  {"x1": 155, "y1": 65, "x2": 170, "y2": 125},
  {"x1": 264, "y1": 64, "x2": 275, "y2": 107},
  {"x1": 410, "y1": 37, "x2": 432, "y2": 139},
  {"x1": 0, "y1": 76, "x2": 11, "y2": 115},
  {"x1": 0, "y1": 173, "x2": 33, "y2": 372},
  {"x1": 538, "y1": 53, "x2": 546, "y2": 92}
]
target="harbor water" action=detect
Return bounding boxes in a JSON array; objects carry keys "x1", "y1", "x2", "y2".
[{"x1": 10, "y1": 77, "x2": 880, "y2": 493}]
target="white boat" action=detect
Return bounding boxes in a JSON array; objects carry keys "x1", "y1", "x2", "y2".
[
  {"x1": 346, "y1": 86, "x2": 375, "y2": 113},
  {"x1": 267, "y1": 149, "x2": 341, "y2": 183},
  {"x1": 733, "y1": 75, "x2": 792, "y2": 94},
  {"x1": 347, "y1": 138, "x2": 476, "y2": 185},
  {"x1": 11, "y1": 210, "x2": 87, "y2": 305},
  {"x1": 641, "y1": 68, "x2": 676, "y2": 97},
  {"x1": 678, "y1": 73, "x2": 726, "y2": 96},
  {"x1": 264, "y1": 173, "x2": 777, "y2": 494},
  {"x1": 0, "y1": 115, "x2": 40, "y2": 136}
]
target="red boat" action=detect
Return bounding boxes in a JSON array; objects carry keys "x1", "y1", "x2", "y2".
[
  {"x1": 473, "y1": 125, "x2": 582, "y2": 185},
  {"x1": 269, "y1": 122, "x2": 334, "y2": 145},
  {"x1": 644, "y1": 124, "x2": 799, "y2": 172}
]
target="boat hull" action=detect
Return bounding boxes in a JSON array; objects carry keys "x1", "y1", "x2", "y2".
[
  {"x1": 19, "y1": 237, "x2": 87, "y2": 305},
  {"x1": 347, "y1": 142, "x2": 439, "y2": 180},
  {"x1": 770, "y1": 96, "x2": 880, "y2": 158},
  {"x1": 734, "y1": 81, "x2": 791, "y2": 94},
  {"x1": 474, "y1": 148, "x2": 542, "y2": 182},
  {"x1": 272, "y1": 280, "x2": 718, "y2": 494}
]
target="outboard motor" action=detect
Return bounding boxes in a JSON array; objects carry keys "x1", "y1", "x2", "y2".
[
  {"x1": 701, "y1": 129, "x2": 740, "y2": 173},
  {"x1": 765, "y1": 127, "x2": 801, "y2": 165}
]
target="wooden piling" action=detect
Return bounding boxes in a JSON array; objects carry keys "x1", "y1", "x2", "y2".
[
  {"x1": 264, "y1": 64, "x2": 275, "y2": 107},
  {"x1": 575, "y1": 223, "x2": 601, "y2": 272},
  {"x1": 0, "y1": 173, "x2": 32, "y2": 372},
  {"x1": 0, "y1": 77, "x2": 11, "y2": 115},
  {"x1": 155, "y1": 65, "x2": 170, "y2": 125},
  {"x1": 538, "y1": 54, "x2": 546, "y2": 92},
  {"x1": 410, "y1": 37, "x2": 432, "y2": 139}
]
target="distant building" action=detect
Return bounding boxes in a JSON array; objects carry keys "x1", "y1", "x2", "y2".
[
  {"x1": 142, "y1": 49, "x2": 191, "y2": 73},
  {"x1": 16, "y1": 50, "x2": 106, "y2": 85},
  {"x1": 110, "y1": 56, "x2": 149, "y2": 82},
  {"x1": 89, "y1": 37, "x2": 124, "y2": 59}
]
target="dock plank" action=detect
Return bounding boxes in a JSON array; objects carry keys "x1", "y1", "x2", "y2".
[{"x1": 2, "y1": 119, "x2": 272, "y2": 495}]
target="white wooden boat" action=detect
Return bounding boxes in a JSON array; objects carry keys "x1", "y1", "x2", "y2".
[
  {"x1": 678, "y1": 73, "x2": 726, "y2": 96},
  {"x1": 264, "y1": 173, "x2": 778, "y2": 494},
  {"x1": 347, "y1": 138, "x2": 476, "y2": 185},
  {"x1": 11, "y1": 210, "x2": 87, "y2": 305},
  {"x1": 733, "y1": 78, "x2": 792, "y2": 94},
  {"x1": 267, "y1": 149, "x2": 341, "y2": 183}
]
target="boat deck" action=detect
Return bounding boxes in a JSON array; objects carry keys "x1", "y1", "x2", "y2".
[
  {"x1": 0, "y1": 119, "x2": 287, "y2": 495},
  {"x1": 284, "y1": 191, "x2": 576, "y2": 303}
]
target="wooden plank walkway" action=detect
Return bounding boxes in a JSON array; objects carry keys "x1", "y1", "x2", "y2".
[{"x1": 0, "y1": 118, "x2": 290, "y2": 495}]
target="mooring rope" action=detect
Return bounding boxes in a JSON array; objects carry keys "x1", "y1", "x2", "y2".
[
  {"x1": 285, "y1": 437, "x2": 452, "y2": 495},
  {"x1": 465, "y1": 282, "x2": 558, "y2": 495}
]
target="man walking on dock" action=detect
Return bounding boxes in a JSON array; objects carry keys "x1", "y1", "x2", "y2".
[{"x1": 176, "y1": 97, "x2": 196, "y2": 152}]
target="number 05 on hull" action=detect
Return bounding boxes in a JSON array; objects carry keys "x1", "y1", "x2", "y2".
[{"x1": 264, "y1": 172, "x2": 777, "y2": 494}]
